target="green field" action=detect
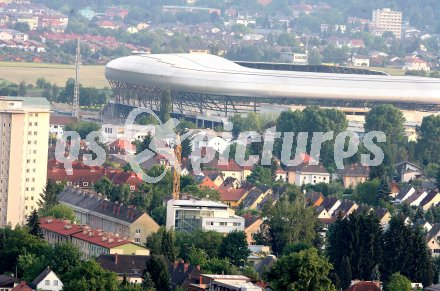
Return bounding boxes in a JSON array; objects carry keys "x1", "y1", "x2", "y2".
[{"x1": 0, "y1": 61, "x2": 108, "y2": 88}]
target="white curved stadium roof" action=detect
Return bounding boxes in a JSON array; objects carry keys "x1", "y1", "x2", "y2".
[{"x1": 105, "y1": 54, "x2": 440, "y2": 104}]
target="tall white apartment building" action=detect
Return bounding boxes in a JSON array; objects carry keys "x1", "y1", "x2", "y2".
[
  {"x1": 0, "y1": 97, "x2": 50, "y2": 227},
  {"x1": 372, "y1": 8, "x2": 403, "y2": 39}
]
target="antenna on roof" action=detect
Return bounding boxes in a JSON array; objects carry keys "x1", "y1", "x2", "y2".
[{"x1": 73, "y1": 37, "x2": 81, "y2": 119}]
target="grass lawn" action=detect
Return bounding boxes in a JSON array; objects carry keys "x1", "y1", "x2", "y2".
[{"x1": 0, "y1": 61, "x2": 108, "y2": 88}]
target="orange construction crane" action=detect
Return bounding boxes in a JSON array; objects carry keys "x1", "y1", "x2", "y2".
[{"x1": 172, "y1": 135, "x2": 182, "y2": 200}]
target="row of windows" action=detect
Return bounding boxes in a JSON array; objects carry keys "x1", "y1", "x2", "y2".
[
  {"x1": 206, "y1": 221, "x2": 242, "y2": 227},
  {"x1": 27, "y1": 140, "x2": 38, "y2": 145}
]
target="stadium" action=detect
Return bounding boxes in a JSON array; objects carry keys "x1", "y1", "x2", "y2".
[{"x1": 104, "y1": 53, "x2": 440, "y2": 121}]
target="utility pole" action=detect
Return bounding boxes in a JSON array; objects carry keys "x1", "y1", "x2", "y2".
[{"x1": 73, "y1": 37, "x2": 81, "y2": 119}]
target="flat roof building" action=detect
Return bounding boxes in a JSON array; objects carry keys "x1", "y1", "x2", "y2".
[
  {"x1": 166, "y1": 199, "x2": 245, "y2": 233},
  {"x1": 372, "y1": 8, "x2": 403, "y2": 39}
]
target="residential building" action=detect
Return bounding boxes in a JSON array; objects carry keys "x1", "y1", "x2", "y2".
[
  {"x1": 0, "y1": 97, "x2": 50, "y2": 227},
  {"x1": 241, "y1": 186, "x2": 272, "y2": 209},
  {"x1": 347, "y1": 281, "x2": 380, "y2": 291},
  {"x1": 58, "y1": 187, "x2": 160, "y2": 245},
  {"x1": 0, "y1": 274, "x2": 19, "y2": 290},
  {"x1": 340, "y1": 163, "x2": 369, "y2": 188},
  {"x1": 71, "y1": 228, "x2": 149, "y2": 260},
  {"x1": 194, "y1": 175, "x2": 217, "y2": 190},
  {"x1": 404, "y1": 56, "x2": 430, "y2": 71},
  {"x1": 207, "y1": 172, "x2": 224, "y2": 187},
  {"x1": 306, "y1": 192, "x2": 324, "y2": 207},
  {"x1": 166, "y1": 199, "x2": 245, "y2": 233},
  {"x1": 243, "y1": 215, "x2": 263, "y2": 245},
  {"x1": 421, "y1": 190, "x2": 440, "y2": 210},
  {"x1": 218, "y1": 187, "x2": 248, "y2": 207},
  {"x1": 287, "y1": 163, "x2": 330, "y2": 186},
  {"x1": 40, "y1": 217, "x2": 82, "y2": 245},
  {"x1": 427, "y1": 224, "x2": 440, "y2": 256},
  {"x1": 101, "y1": 123, "x2": 155, "y2": 143},
  {"x1": 169, "y1": 260, "x2": 202, "y2": 290},
  {"x1": 49, "y1": 115, "x2": 76, "y2": 139},
  {"x1": 395, "y1": 161, "x2": 423, "y2": 182},
  {"x1": 96, "y1": 254, "x2": 148, "y2": 284},
  {"x1": 371, "y1": 8, "x2": 403, "y2": 39},
  {"x1": 29, "y1": 267, "x2": 62, "y2": 291},
  {"x1": 352, "y1": 56, "x2": 370, "y2": 67},
  {"x1": 191, "y1": 275, "x2": 261, "y2": 291}
]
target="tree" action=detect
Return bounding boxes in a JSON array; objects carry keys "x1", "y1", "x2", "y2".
[
  {"x1": 219, "y1": 230, "x2": 250, "y2": 267},
  {"x1": 246, "y1": 166, "x2": 273, "y2": 186},
  {"x1": 38, "y1": 179, "x2": 64, "y2": 213},
  {"x1": 381, "y1": 215, "x2": 434, "y2": 286},
  {"x1": 327, "y1": 212, "x2": 382, "y2": 281},
  {"x1": 416, "y1": 115, "x2": 440, "y2": 165},
  {"x1": 145, "y1": 255, "x2": 170, "y2": 291},
  {"x1": 141, "y1": 271, "x2": 156, "y2": 290},
  {"x1": 265, "y1": 248, "x2": 336, "y2": 291},
  {"x1": 135, "y1": 134, "x2": 153, "y2": 155},
  {"x1": 14, "y1": 22, "x2": 30, "y2": 33},
  {"x1": 93, "y1": 177, "x2": 114, "y2": 197},
  {"x1": 65, "y1": 121, "x2": 100, "y2": 139},
  {"x1": 18, "y1": 81, "x2": 27, "y2": 96},
  {"x1": 41, "y1": 204, "x2": 76, "y2": 221},
  {"x1": 377, "y1": 178, "x2": 392, "y2": 204},
  {"x1": 353, "y1": 179, "x2": 380, "y2": 206},
  {"x1": 385, "y1": 273, "x2": 411, "y2": 291},
  {"x1": 36, "y1": 78, "x2": 47, "y2": 89},
  {"x1": 161, "y1": 228, "x2": 176, "y2": 262},
  {"x1": 27, "y1": 210, "x2": 43, "y2": 238},
  {"x1": 365, "y1": 105, "x2": 406, "y2": 176},
  {"x1": 63, "y1": 260, "x2": 119, "y2": 291},
  {"x1": 49, "y1": 243, "x2": 82, "y2": 277},
  {"x1": 262, "y1": 192, "x2": 318, "y2": 255},
  {"x1": 159, "y1": 89, "x2": 172, "y2": 122},
  {"x1": 338, "y1": 256, "x2": 352, "y2": 290}
]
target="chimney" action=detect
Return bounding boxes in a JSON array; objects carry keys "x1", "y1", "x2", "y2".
[
  {"x1": 114, "y1": 253, "x2": 118, "y2": 264},
  {"x1": 174, "y1": 260, "x2": 179, "y2": 269},
  {"x1": 196, "y1": 265, "x2": 200, "y2": 271},
  {"x1": 184, "y1": 263, "x2": 189, "y2": 273},
  {"x1": 108, "y1": 237, "x2": 114, "y2": 243},
  {"x1": 116, "y1": 206, "x2": 121, "y2": 216}
]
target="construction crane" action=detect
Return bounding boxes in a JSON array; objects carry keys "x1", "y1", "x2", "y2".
[
  {"x1": 73, "y1": 37, "x2": 81, "y2": 119},
  {"x1": 172, "y1": 135, "x2": 182, "y2": 200}
]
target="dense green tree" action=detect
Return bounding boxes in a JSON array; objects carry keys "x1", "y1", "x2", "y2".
[
  {"x1": 417, "y1": 115, "x2": 440, "y2": 165},
  {"x1": 265, "y1": 248, "x2": 336, "y2": 291},
  {"x1": 385, "y1": 273, "x2": 411, "y2": 291},
  {"x1": 338, "y1": 256, "x2": 352, "y2": 290},
  {"x1": 49, "y1": 243, "x2": 82, "y2": 278},
  {"x1": 201, "y1": 258, "x2": 238, "y2": 275},
  {"x1": 17, "y1": 252, "x2": 48, "y2": 282},
  {"x1": 246, "y1": 166, "x2": 273, "y2": 186},
  {"x1": 27, "y1": 210, "x2": 43, "y2": 238},
  {"x1": 353, "y1": 179, "x2": 380, "y2": 206},
  {"x1": 145, "y1": 255, "x2": 170, "y2": 291},
  {"x1": 161, "y1": 228, "x2": 176, "y2": 262},
  {"x1": 282, "y1": 242, "x2": 313, "y2": 256},
  {"x1": 327, "y1": 211, "x2": 382, "y2": 281},
  {"x1": 159, "y1": 89, "x2": 172, "y2": 122},
  {"x1": 141, "y1": 271, "x2": 155, "y2": 290},
  {"x1": 0, "y1": 227, "x2": 50, "y2": 275},
  {"x1": 40, "y1": 204, "x2": 76, "y2": 221},
  {"x1": 365, "y1": 105, "x2": 406, "y2": 176},
  {"x1": 93, "y1": 177, "x2": 114, "y2": 197},
  {"x1": 135, "y1": 134, "x2": 153, "y2": 155},
  {"x1": 219, "y1": 230, "x2": 250, "y2": 267},
  {"x1": 262, "y1": 192, "x2": 318, "y2": 255},
  {"x1": 65, "y1": 120, "x2": 100, "y2": 139},
  {"x1": 175, "y1": 229, "x2": 224, "y2": 261},
  {"x1": 381, "y1": 215, "x2": 434, "y2": 286},
  {"x1": 377, "y1": 178, "x2": 392, "y2": 204},
  {"x1": 38, "y1": 179, "x2": 64, "y2": 213},
  {"x1": 63, "y1": 260, "x2": 119, "y2": 291}
]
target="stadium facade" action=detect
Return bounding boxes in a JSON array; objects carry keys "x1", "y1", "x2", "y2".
[{"x1": 105, "y1": 53, "x2": 440, "y2": 116}]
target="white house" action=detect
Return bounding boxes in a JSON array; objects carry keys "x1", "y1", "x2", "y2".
[
  {"x1": 404, "y1": 56, "x2": 430, "y2": 71},
  {"x1": 352, "y1": 56, "x2": 370, "y2": 67},
  {"x1": 49, "y1": 115, "x2": 77, "y2": 139},
  {"x1": 287, "y1": 163, "x2": 331, "y2": 186},
  {"x1": 30, "y1": 267, "x2": 63, "y2": 291},
  {"x1": 101, "y1": 123, "x2": 156, "y2": 143},
  {"x1": 166, "y1": 199, "x2": 245, "y2": 233}
]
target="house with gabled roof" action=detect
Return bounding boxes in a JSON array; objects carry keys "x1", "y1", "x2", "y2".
[
  {"x1": 321, "y1": 196, "x2": 342, "y2": 217},
  {"x1": 218, "y1": 187, "x2": 248, "y2": 207},
  {"x1": 394, "y1": 185, "x2": 416, "y2": 203},
  {"x1": 427, "y1": 224, "x2": 440, "y2": 257},
  {"x1": 287, "y1": 162, "x2": 330, "y2": 186},
  {"x1": 340, "y1": 163, "x2": 369, "y2": 188},
  {"x1": 243, "y1": 214, "x2": 263, "y2": 245},
  {"x1": 58, "y1": 187, "x2": 159, "y2": 245},
  {"x1": 241, "y1": 186, "x2": 272, "y2": 209},
  {"x1": 406, "y1": 189, "x2": 428, "y2": 207},
  {"x1": 207, "y1": 172, "x2": 224, "y2": 187},
  {"x1": 29, "y1": 267, "x2": 63, "y2": 291},
  {"x1": 420, "y1": 190, "x2": 440, "y2": 210},
  {"x1": 306, "y1": 192, "x2": 324, "y2": 207},
  {"x1": 333, "y1": 200, "x2": 358, "y2": 218},
  {"x1": 0, "y1": 274, "x2": 19, "y2": 290}
]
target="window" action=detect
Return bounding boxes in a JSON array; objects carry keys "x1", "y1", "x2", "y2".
[
  {"x1": 33, "y1": 131, "x2": 37, "y2": 135},
  {"x1": 206, "y1": 222, "x2": 214, "y2": 226},
  {"x1": 135, "y1": 229, "x2": 141, "y2": 233},
  {"x1": 53, "y1": 280, "x2": 58, "y2": 286},
  {"x1": 28, "y1": 122, "x2": 32, "y2": 126},
  {"x1": 219, "y1": 222, "x2": 227, "y2": 226},
  {"x1": 45, "y1": 280, "x2": 49, "y2": 285},
  {"x1": 34, "y1": 122, "x2": 38, "y2": 126},
  {"x1": 28, "y1": 131, "x2": 32, "y2": 135},
  {"x1": 135, "y1": 238, "x2": 140, "y2": 243},
  {"x1": 83, "y1": 182, "x2": 89, "y2": 187},
  {"x1": 130, "y1": 186, "x2": 135, "y2": 191}
]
